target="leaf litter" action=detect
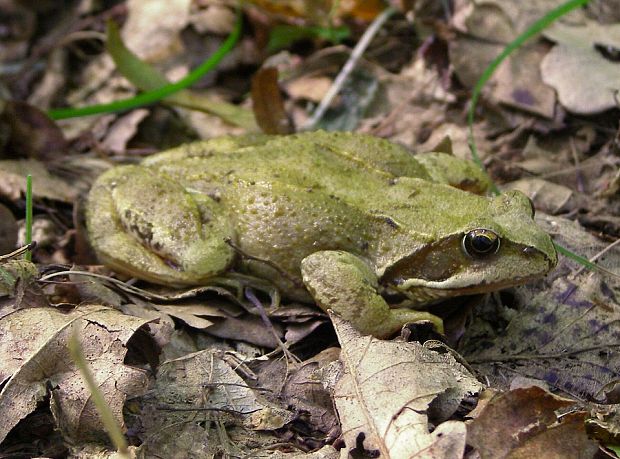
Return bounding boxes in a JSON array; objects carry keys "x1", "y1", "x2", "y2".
[
  {"x1": 0, "y1": 304, "x2": 152, "y2": 444},
  {"x1": 0, "y1": 0, "x2": 619, "y2": 457}
]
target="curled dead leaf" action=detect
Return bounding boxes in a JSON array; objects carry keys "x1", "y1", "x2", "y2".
[{"x1": 466, "y1": 387, "x2": 598, "y2": 458}]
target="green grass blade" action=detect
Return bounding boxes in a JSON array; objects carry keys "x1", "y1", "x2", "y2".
[
  {"x1": 555, "y1": 242, "x2": 619, "y2": 278},
  {"x1": 69, "y1": 332, "x2": 130, "y2": 457},
  {"x1": 25, "y1": 174, "x2": 32, "y2": 262},
  {"x1": 48, "y1": 10, "x2": 242, "y2": 120},
  {"x1": 467, "y1": 0, "x2": 591, "y2": 171},
  {"x1": 105, "y1": 20, "x2": 169, "y2": 91},
  {"x1": 105, "y1": 19, "x2": 256, "y2": 130}
]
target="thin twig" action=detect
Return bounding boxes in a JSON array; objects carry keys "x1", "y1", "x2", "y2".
[
  {"x1": 302, "y1": 6, "x2": 397, "y2": 130},
  {"x1": 225, "y1": 238, "x2": 303, "y2": 289},
  {"x1": 572, "y1": 238, "x2": 620, "y2": 277},
  {"x1": 469, "y1": 342, "x2": 620, "y2": 364},
  {"x1": 245, "y1": 288, "x2": 300, "y2": 364},
  {"x1": 0, "y1": 243, "x2": 36, "y2": 262}
]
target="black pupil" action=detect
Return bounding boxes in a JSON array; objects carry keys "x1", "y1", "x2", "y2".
[{"x1": 472, "y1": 234, "x2": 494, "y2": 253}]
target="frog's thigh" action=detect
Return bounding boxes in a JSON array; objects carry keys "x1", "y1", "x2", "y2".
[
  {"x1": 301, "y1": 250, "x2": 443, "y2": 338},
  {"x1": 87, "y1": 165, "x2": 234, "y2": 285}
]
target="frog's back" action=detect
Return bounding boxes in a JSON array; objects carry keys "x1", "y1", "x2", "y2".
[
  {"x1": 145, "y1": 131, "x2": 426, "y2": 178},
  {"x1": 145, "y1": 131, "x2": 490, "y2": 194},
  {"x1": 144, "y1": 132, "x2": 430, "y2": 201},
  {"x1": 283, "y1": 131, "x2": 432, "y2": 179}
]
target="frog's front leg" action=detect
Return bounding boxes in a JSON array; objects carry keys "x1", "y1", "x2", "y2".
[
  {"x1": 300, "y1": 251, "x2": 443, "y2": 338},
  {"x1": 87, "y1": 165, "x2": 235, "y2": 285}
]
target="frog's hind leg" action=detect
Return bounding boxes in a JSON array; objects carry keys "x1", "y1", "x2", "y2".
[
  {"x1": 86, "y1": 165, "x2": 235, "y2": 285},
  {"x1": 301, "y1": 250, "x2": 444, "y2": 338}
]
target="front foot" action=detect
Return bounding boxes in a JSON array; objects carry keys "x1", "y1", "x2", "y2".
[{"x1": 301, "y1": 250, "x2": 444, "y2": 338}]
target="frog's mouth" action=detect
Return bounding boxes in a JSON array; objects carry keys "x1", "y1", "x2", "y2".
[
  {"x1": 381, "y1": 236, "x2": 556, "y2": 305},
  {"x1": 388, "y1": 273, "x2": 546, "y2": 306}
]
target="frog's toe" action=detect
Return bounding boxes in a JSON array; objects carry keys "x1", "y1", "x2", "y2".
[{"x1": 388, "y1": 309, "x2": 445, "y2": 335}]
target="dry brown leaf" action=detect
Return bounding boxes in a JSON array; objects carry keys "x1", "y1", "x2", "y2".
[
  {"x1": 0, "y1": 1, "x2": 35, "y2": 63},
  {"x1": 69, "y1": 444, "x2": 141, "y2": 458},
  {"x1": 363, "y1": 57, "x2": 460, "y2": 150},
  {"x1": 150, "y1": 302, "x2": 230, "y2": 329},
  {"x1": 206, "y1": 314, "x2": 284, "y2": 348},
  {"x1": 416, "y1": 122, "x2": 492, "y2": 161},
  {"x1": 17, "y1": 216, "x2": 62, "y2": 251},
  {"x1": 449, "y1": 0, "x2": 581, "y2": 118},
  {"x1": 100, "y1": 109, "x2": 149, "y2": 154},
  {"x1": 466, "y1": 386, "x2": 573, "y2": 456},
  {"x1": 541, "y1": 21, "x2": 620, "y2": 114},
  {"x1": 251, "y1": 67, "x2": 293, "y2": 134},
  {"x1": 504, "y1": 178, "x2": 577, "y2": 214},
  {"x1": 0, "y1": 159, "x2": 76, "y2": 202},
  {"x1": 139, "y1": 349, "x2": 296, "y2": 456},
  {"x1": 452, "y1": 0, "x2": 585, "y2": 44},
  {"x1": 466, "y1": 387, "x2": 599, "y2": 458},
  {"x1": 28, "y1": 48, "x2": 68, "y2": 110},
  {"x1": 278, "y1": 348, "x2": 340, "y2": 434},
  {"x1": 0, "y1": 258, "x2": 46, "y2": 314},
  {"x1": 449, "y1": 36, "x2": 498, "y2": 88},
  {"x1": 71, "y1": 275, "x2": 125, "y2": 308},
  {"x1": 248, "y1": 0, "x2": 385, "y2": 23},
  {"x1": 587, "y1": 403, "x2": 620, "y2": 445},
  {"x1": 285, "y1": 75, "x2": 332, "y2": 103},
  {"x1": 328, "y1": 314, "x2": 483, "y2": 458},
  {"x1": 0, "y1": 101, "x2": 67, "y2": 160},
  {"x1": 190, "y1": 4, "x2": 237, "y2": 34},
  {"x1": 492, "y1": 44, "x2": 556, "y2": 118},
  {"x1": 122, "y1": 0, "x2": 191, "y2": 62},
  {"x1": 0, "y1": 203, "x2": 17, "y2": 254},
  {"x1": 251, "y1": 347, "x2": 340, "y2": 436},
  {"x1": 541, "y1": 43, "x2": 620, "y2": 115},
  {"x1": 508, "y1": 411, "x2": 600, "y2": 458},
  {"x1": 544, "y1": 20, "x2": 620, "y2": 50},
  {"x1": 0, "y1": 305, "x2": 151, "y2": 443}
]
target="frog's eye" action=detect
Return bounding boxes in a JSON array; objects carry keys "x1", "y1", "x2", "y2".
[{"x1": 462, "y1": 229, "x2": 500, "y2": 258}]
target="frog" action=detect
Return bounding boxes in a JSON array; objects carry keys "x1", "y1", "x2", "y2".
[{"x1": 86, "y1": 131, "x2": 557, "y2": 338}]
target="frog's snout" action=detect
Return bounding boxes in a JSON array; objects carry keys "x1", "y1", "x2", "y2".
[{"x1": 523, "y1": 242, "x2": 558, "y2": 275}]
